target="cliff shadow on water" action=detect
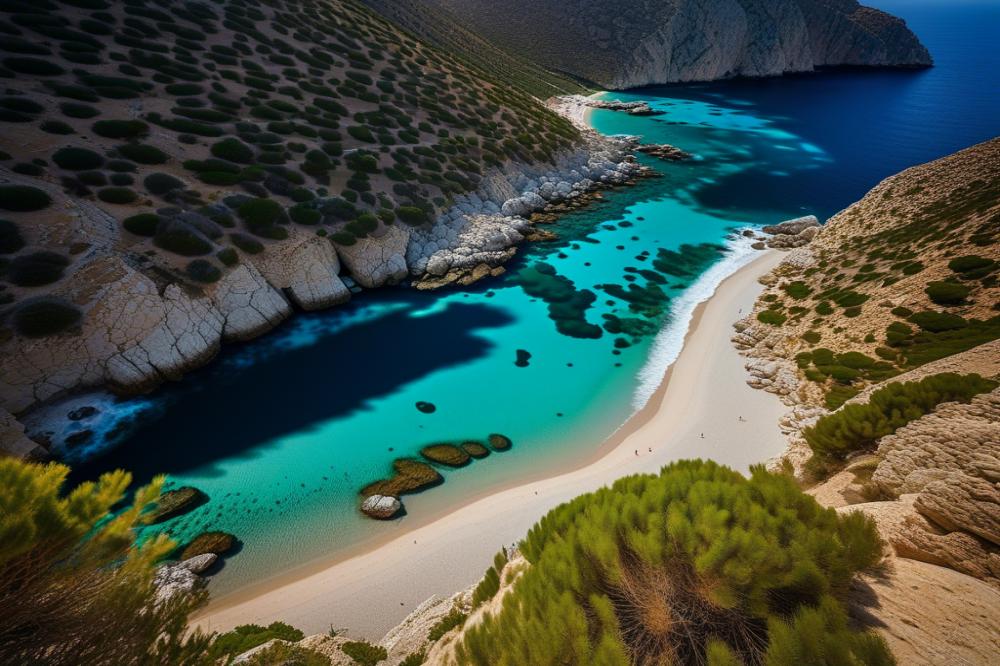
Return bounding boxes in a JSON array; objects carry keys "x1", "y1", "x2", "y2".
[{"x1": 71, "y1": 299, "x2": 513, "y2": 485}]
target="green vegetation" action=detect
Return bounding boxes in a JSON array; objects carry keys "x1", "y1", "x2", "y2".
[
  {"x1": 92, "y1": 119, "x2": 148, "y2": 139},
  {"x1": 208, "y1": 622, "x2": 303, "y2": 663},
  {"x1": 186, "y1": 258, "x2": 222, "y2": 283},
  {"x1": 116, "y1": 143, "x2": 169, "y2": 165},
  {"x1": 948, "y1": 255, "x2": 996, "y2": 279},
  {"x1": 123, "y1": 213, "x2": 160, "y2": 237},
  {"x1": 471, "y1": 549, "x2": 508, "y2": 607},
  {"x1": 144, "y1": 172, "x2": 185, "y2": 195},
  {"x1": 7, "y1": 251, "x2": 69, "y2": 287},
  {"x1": 458, "y1": 460, "x2": 888, "y2": 665},
  {"x1": 804, "y1": 373, "x2": 997, "y2": 461},
  {"x1": 428, "y1": 608, "x2": 467, "y2": 642},
  {"x1": 0, "y1": 219, "x2": 25, "y2": 254},
  {"x1": 155, "y1": 224, "x2": 212, "y2": 256},
  {"x1": 0, "y1": 185, "x2": 51, "y2": 211},
  {"x1": 242, "y1": 641, "x2": 329, "y2": 666},
  {"x1": 924, "y1": 280, "x2": 971, "y2": 305},
  {"x1": 238, "y1": 198, "x2": 286, "y2": 239},
  {"x1": 11, "y1": 298, "x2": 81, "y2": 338},
  {"x1": 97, "y1": 187, "x2": 138, "y2": 204},
  {"x1": 341, "y1": 640, "x2": 388, "y2": 666},
  {"x1": 782, "y1": 281, "x2": 812, "y2": 300},
  {"x1": 757, "y1": 309, "x2": 787, "y2": 326},
  {"x1": 400, "y1": 651, "x2": 427, "y2": 666},
  {"x1": 0, "y1": 458, "x2": 211, "y2": 664}
]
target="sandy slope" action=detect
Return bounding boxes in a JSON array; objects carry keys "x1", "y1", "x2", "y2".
[{"x1": 194, "y1": 250, "x2": 788, "y2": 639}]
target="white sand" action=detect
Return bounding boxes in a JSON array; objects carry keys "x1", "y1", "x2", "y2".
[{"x1": 194, "y1": 250, "x2": 788, "y2": 639}]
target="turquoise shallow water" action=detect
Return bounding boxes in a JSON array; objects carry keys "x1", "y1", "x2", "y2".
[{"x1": 53, "y1": 1, "x2": 1000, "y2": 597}]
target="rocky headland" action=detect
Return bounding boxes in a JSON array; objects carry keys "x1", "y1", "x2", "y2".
[
  {"x1": 396, "y1": 0, "x2": 932, "y2": 89},
  {"x1": 732, "y1": 137, "x2": 1000, "y2": 661}
]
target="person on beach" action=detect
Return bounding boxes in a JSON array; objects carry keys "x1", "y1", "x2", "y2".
[{"x1": 700, "y1": 433, "x2": 704, "y2": 438}]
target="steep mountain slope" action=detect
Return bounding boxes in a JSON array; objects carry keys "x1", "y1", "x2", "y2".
[
  {"x1": 410, "y1": 0, "x2": 932, "y2": 89},
  {"x1": 0, "y1": 0, "x2": 643, "y2": 435},
  {"x1": 359, "y1": 0, "x2": 588, "y2": 98}
]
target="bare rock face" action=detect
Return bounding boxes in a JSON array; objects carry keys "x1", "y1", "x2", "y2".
[
  {"x1": 418, "y1": 0, "x2": 930, "y2": 89},
  {"x1": 915, "y1": 475, "x2": 1000, "y2": 548},
  {"x1": 253, "y1": 233, "x2": 350, "y2": 310},
  {"x1": 762, "y1": 214, "x2": 821, "y2": 249},
  {"x1": 335, "y1": 225, "x2": 410, "y2": 289},
  {"x1": 0, "y1": 408, "x2": 48, "y2": 459}
]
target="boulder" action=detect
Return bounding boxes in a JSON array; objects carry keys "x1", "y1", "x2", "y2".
[
  {"x1": 335, "y1": 225, "x2": 410, "y2": 288},
  {"x1": 361, "y1": 494, "x2": 402, "y2": 520},
  {"x1": 180, "y1": 552, "x2": 218, "y2": 574},
  {"x1": 180, "y1": 531, "x2": 237, "y2": 560}
]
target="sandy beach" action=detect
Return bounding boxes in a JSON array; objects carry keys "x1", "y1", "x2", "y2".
[{"x1": 194, "y1": 249, "x2": 787, "y2": 639}]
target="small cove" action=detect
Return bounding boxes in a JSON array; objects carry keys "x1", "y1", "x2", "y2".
[{"x1": 53, "y1": 0, "x2": 1000, "y2": 600}]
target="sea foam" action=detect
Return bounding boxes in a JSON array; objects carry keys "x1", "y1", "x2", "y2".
[{"x1": 631, "y1": 233, "x2": 760, "y2": 411}]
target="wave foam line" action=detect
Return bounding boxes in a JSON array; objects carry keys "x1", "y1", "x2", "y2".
[{"x1": 631, "y1": 233, "x2": 760, "y2": 411}]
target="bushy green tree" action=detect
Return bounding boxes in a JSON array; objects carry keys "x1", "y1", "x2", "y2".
[
  {"x1": 0, "y1": 458, "x2": 211, "y2": 665},
  {"x1": 457, "y1": 460, "x2": 887, "y2": 666}
]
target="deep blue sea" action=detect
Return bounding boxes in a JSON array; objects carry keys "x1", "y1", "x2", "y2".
[{"x1": 44, "y1": 0, "x2": 999, "y2": 598}]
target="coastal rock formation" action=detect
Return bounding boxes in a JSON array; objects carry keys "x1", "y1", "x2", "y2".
[
  {"x1": 761, "y1": 215, "x2": 821, "y2": 248},
  {"x1": 146, "y1": 486, "x2": 208, "y2": 524},
  {"x1": 253, "y1": 234, "x2": 351, "y2": 310},
  {"x1": 180, "y1": 531, "x2": 237, "y2": 560},
  {"x1": 407, "y1": 0, "x2": 931, "y2": 89},
  {"x1": 336, "y1": 226, "x2": 411, "y2": 289},
  {"x1": 153, "y1": 554, "x2": 216, "y2": 602}
]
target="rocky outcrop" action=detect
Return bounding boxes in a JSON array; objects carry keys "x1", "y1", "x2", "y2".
[
  {"x1": 0, "y1": 408, "x2": 49, "y2": 459},
  {"x1": 760, "y1": 214, "x2": 820, "y2": 248},
  {"x1": 360, "y1": 494, "x2": 402, "y2": 520},
  {"x1": 335, "y1": 226, "x2": 410, "y2": 289},
  {"x1": 153, "y1": 553, "x2": 217, "y2": 602},
  {"x1": 416, "y1": 0, "x2": 931, "y2": 89},
  {"x1": 253, "y1": 233, "x2": 351, "y2": 310}
]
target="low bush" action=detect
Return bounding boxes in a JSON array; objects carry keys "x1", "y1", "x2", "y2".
[
  {"x1": 471, "y1": 549, "x2": 508, "y2": 607},
  {"x1": 804, "y1": 372, "x2": 997, "y2": 460},
  {"x1": 53, "y1": 147, "x2": 104, "y2": 171},
  {"x1": 0, "y1": 186, "x2": 51, "y2": 212},
  {"x1": 340, "y1": 640, "x2": 387, "y2": 666},
  {"x1": 122, "y1": 213, "x2": 160, "y2": 237},
  {"x1": 57, "y1": 103, "x2": 96, "y2": 119},
  {"x1": 12, "y1": 298, "x2": 82, "y2": 337},
  {"x1": 457, "y1": 460, "x2": 887, "y2": 665},
  {"x1": 92, "y1": 120, "x2": 149, "y2": 139},
  {"x1": 116, "y1": 144, "x2": 169, "y2": 165},
  {"x1": 782, "y1": 280, "x2": 812, "y2": 300},
  {"x1": 428, "y1": 608, "x2": 467, "y2": 642},
  {"x1": 207, "y1": 622, "x2": 304, "y2": 663},
  {"x1": 238, "y1": 197, "x2": 284, "y2": 237},
  {"x1": 144, "y1": 172, "x2": 185, "y2": 195},
  {"x1": 948, "y1": 255, "x2": 995, "y2": 277},
  {"x1": 41, "y1": 120, "x2": 74, "y2": 135},
  {"x1": 155, "y1": 224, "x2": 212, "y2": 256},
  {"x1": 757, "y1": 309, "x2": 786, "y2": 326},
  {"x1": 0, "y1": 219, "x2": 26, "y2": 254},
  {"x1": 924, "y1": 280, "x2": 971, "y2": 305},
  {"x1": 396, "y1": 205, "x2": 427, "y2": 226},
  {"x1": 185, "y1": 259, "x2": 221, "y2": 283},
  {"x1": 210, "y1": 137, "x2": 254, "y2": 164},
  {"x1": 4, "y1": 57, "x2": 64, "y2": 76},
  {"x1": 7, "y1": 251, "x2": 70, "y2": 287},
  {"x1": 97, "y1": 187, "x2": 137, "y2": 204},
  {"x1": 230, "y1": 233, "x2": 264, "y2": 254}
]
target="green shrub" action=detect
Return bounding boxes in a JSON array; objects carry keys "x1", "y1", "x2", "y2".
[
  {"x1": 7, "y1": 251, "x2": 70, "y2": 287},
  {"x1": 399, "y1": 651, "x2": 426, "y2": 666},
  {"x1": 0, "y1": 186, "x2": 51, "y2": 212},
  {"x1": 396, "y1": 205, "x2": 427, "y2": 226},
  {"x1": 116, "y1": 143, "x2": 169, "y2": 165},
  {"x1": 471, "y1": 549, "x2": 508, "y2": 607},
  {"x1": 210, "y1": 138, "x2": 255, "y2": 164},
  {"x1": 815, "y1": 301, "x2": 833, "y2": 315},
  {"x1": 122, "y1": 213, "x2": 160, "y2": 237},
  {"x1": 238, "y1": 197, "x2": 284, "y2": 237},
  {"x1": 216, "y1": 247, "x2": 238, "y2": 266},
  {"x1": 340, "y1": 640, "x2": 387, "y2": 666},
  {"x1": 4, "y1": 57, "x2": 64, "y2": 76},
  {"x1": 155, "y1": 226, "x2": 212, "y2": 256},
  {"x1": 924, "y1": 281, "x2": 971, "y2": 305},
  {"x1": 144, "y1": 172, "x2": 185, "y2": 195},
  {"x1": 757, "y1": 309, "x2": 786, "y2": 326},
  {"x1": 428, "y1": 608, "x2": 467, "y2": 642},
  {"x1": 908, "y1": 311, "x2": 967, "y2": 332},
  {"x1": 185, "y1": 259, "x2": 221, "y2": 283},
  {"x1": 457, "y1": 460, "x2": 886, "y2": 665},
  {"x1": 53, "y1": 147, "x2": 104, "y2": 171},
  {"x1": 242, "y1": 642, "x2": 329, "y2": 666},
  {"x1": 0, "y1": 219, "x2": 26, "y2": 254},
  {"x1": 290, "y1": 204, "x2": 321, "y2": 225},
  {"x1": 802, "y1": 331, "x2": 821, "y2": 344},
  {"x1": 804, "y1": 373, "x2": 997, "y2": 460},
  {"x1": 207, "y1": 622, "x2": 304, "y2": 662},
  {"x1": 230, "y1": 233, "x2": 264, "y2": 254},
  {"x1": 347, "y1": 125, "x2": 375, "y2": 143},
  {"x1": 782, "y1": 281, "x2": 812, "y2": 300},
  {"x1": 12, "y1": 298, "x2": 82, "y2": 338},
  {"x1": 97, "y1": 187, "x2": 137, "y2": 204},
  {"x1": 948, "y1": 255, "x2": 994, "y2": 276},
  {"x1": 41, "y1": 120, "x2": 75, "y2": 135},
  {"x1": 92, "y1": 120, "x2": 149, "y2": 139}
]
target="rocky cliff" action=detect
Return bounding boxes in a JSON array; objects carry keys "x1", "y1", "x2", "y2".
[
  {"x1": 408, "y1": 0, "x2": 931, "y2": 89},
  {"x1": 732, "y1": 138, "x2": 1000, "y2": 662}
]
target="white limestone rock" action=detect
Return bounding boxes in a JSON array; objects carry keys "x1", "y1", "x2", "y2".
[
  {"x1": 335, "y1": 225, "x2": 410, "y2": 288},
  {"x1": 253, "y1": 233, "x2": 350, "y2": 310},
  {"x1": 361, "y1": 494, "x2": 402, "y2": 519}
]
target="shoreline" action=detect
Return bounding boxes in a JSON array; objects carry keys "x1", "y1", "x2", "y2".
[{"x1": 194, "y1": 248, "x2": 789, "y2": 639}]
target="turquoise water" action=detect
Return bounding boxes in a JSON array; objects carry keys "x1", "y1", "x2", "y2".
[{"x1": 57, "y1": 0, "x2": 999, "y2": 597}]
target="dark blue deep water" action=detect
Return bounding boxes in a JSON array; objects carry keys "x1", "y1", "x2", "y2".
[{"x1": 604, "y1": 0, "x2": 1000, "y2": 221}]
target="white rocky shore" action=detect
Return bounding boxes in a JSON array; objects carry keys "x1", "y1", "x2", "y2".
[{"x1": 0, "y1": 102, "x2": 651, "y2": 457}]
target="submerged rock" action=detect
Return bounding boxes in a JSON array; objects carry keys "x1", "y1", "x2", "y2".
[
  {"x1": 421, "y1": 443, "x2": 472, "y2": 467},
  {"x1": 361, "y1": 458, "x2": 443, "y2": 498},
  {"x1": 461, "y1": 441, "x2": 491, "y2": 458},
  {"x1": 416, "y1": 401, "x2": 436, "y2": 414},
  {"x1": 180, "y1": 531, "x2": 237, "y2": 560},
  {"x1": 361, "y1": 494, "x2": 402, "y2": 519},
  {"x1": 488, "y1": 433, "x2": 513, "y2": 451},
  {"x1": 147, "y1": 486, "x2": 208, "y2": 524},
  {"x1": 515, "y1": 349, "x2": 531, "y2": 367}
]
